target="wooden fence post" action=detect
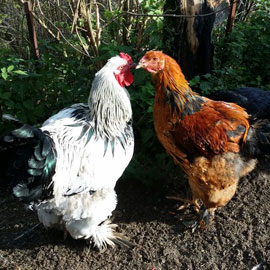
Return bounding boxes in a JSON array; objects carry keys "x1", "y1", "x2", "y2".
[{"x1": 24, "y1": 1, "x2": 40, "y2": 60}]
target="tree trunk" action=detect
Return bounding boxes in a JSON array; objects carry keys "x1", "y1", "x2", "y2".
[{"x1": 164, "y1": 0, "x2": 226, "y2": 80}]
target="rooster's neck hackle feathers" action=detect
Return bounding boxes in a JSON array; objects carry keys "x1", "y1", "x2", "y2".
[{"x1": 88, "y1": 57, "x2": 132, "y2": 140}]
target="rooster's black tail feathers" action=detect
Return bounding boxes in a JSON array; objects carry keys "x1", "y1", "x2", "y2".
[
  {"x1": 243, "y1": 119, "x2": 270, "y2": 157},
  {"x1": 0, "y1": 114, "x2": 56, "y2": 203}
]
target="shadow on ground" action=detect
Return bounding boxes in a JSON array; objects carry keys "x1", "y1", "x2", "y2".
[{"x1": 0, "y1": 158, "x2": 270, "y2": 270}]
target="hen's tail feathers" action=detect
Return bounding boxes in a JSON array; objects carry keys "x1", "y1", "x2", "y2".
[
  {"x1": 0, "y1": 114, "x2": 56, "y2": 202},
  {"x1": 243, "y1": 119, "x2": 270, "y2": 157}
]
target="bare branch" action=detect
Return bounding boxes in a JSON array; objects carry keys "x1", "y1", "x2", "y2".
[
  {"x1": 67, "y1": 0, "x2": 75, "y2": 16},
  {"x1": 107, "y1": 0, "x2": 112, "y2": 12},
  {"x1": 95, "y1": 0, "x2": 101, "y2": 47},
  {"x1": 71, "y1": 0, "x2": 81, "y2": 33},
  {"x1": 32, "y1": 1, "x2": 89, "y2": 56},
  {"x1": 75, "y1": 25, "x2": 90, "y2": 56},
  {"x1": 121, "y1": 3, "x2": 235, "y2": 18},
  {"x1": 32, "y1": 10, "x2": 60, "y2": 41},
  {"x1": 86, "y1": 2, "x2": 99, "y2": 57}
]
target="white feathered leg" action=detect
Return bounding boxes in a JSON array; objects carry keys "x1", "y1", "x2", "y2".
[
  {"x1": 60, "y1": 188, "x2": 126, "y2": 249},
  {"x1": 65, "y1": 218, "x2": 121, "y2": 249},
  {"x1": 37, "y1": 188, "x2": 132, "y2": 249},
  {"x1": 37, "y1": 206, "x2": 63, "y2": 230}
]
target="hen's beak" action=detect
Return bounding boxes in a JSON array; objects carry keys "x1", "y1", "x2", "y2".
[{"x1": 136, "y1": 63, "x2": 143, "y2": 69}]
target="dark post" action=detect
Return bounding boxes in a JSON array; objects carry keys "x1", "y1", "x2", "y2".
[
  {"x1": 24, "y1": 1, "x2": 40, "y2": 60},
  {"x1": 226, "y1": 0, "x2": 237, "y2": 34},
  {"x1": 163, "y1": 0, "x2": 228, "y2": 80}
]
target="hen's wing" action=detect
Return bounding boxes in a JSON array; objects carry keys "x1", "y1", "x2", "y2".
[{"x1": 170, "y1": 98, "x2": 250, "y2": 159}]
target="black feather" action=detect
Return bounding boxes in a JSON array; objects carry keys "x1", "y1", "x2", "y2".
[
  {"x1": 0, "y1": 115, "x2": 56, "y2": 202},
  {"x1": 34, "y1": 144, "x2": 45, "y2": 161},
  {"x1": 66, "y1": 123, "x2": 83, "y2": 127},
  {"x1": 110, "y1": 139, "x2": 115, "y2": 157},
  {"x1": 71, "y1": 104, "x2": 89, "y2": 120},
  {"x1": 28, "y1": 158, "x2": 45, "y2": 169},
  {"x1": 104, "y1": 137, "x2": 109, "y2": 156},
  {"x1": 42, "y1": 136, "x2": 52, "y2": 157},
  {"x1": 85, "y1": 128, "x2": 94, "y2": 146},
  {"x1": 13, "y1": 160, "x2": 23, "y2": 170},
  {"x1": 3, "y1": 135, "x2": 14, "y2": 142},
  {"x1": 27, "y1": 168, "x2": 43, "y2": 176},
  {"x1": 209, "y1": 87, "x2": 270, "y2": 120},
  {"x1": 243, "y1": 120, "x2": 270, "y2": 157},
  {"x1": 11, "y1": 125, "x2": 35, "y2": 138},
  {"x1": 117, "y1": 135, "x2": 126, "y2": 151},
  {"x1": 163, "y1": 87, "x2": 204, "y2": 117},
  {"x1": 77, "y1": 124, "x2": 89, "y2": 141}
]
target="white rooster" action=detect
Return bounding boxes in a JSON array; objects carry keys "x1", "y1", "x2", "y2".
[{"x1": 0, "y1": 53, "x2": 135, "y2": 249}]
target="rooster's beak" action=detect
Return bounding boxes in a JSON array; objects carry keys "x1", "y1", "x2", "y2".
[{"x1": 130, "y1": 63, "x2": 136, "y2": 69}]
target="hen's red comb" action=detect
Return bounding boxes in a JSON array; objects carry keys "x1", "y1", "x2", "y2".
[{"x1": 120, "y1": 52, "x2": 133, "y2": 65}]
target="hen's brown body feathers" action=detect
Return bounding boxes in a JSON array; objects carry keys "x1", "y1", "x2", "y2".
[{"x1": 138, "y1": 51, "x2": 269, "y2": 221}]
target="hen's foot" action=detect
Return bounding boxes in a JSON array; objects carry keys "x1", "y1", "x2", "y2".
[
  {"x1": 166, "y1": 195, "x2": 200, "y2": 212},
  {"x1": 182, "y1": 207, "x2": 215, "y2": 232}
]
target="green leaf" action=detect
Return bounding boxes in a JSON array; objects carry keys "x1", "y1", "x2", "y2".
[
  {"x1": 200, "y1": 81, "x2": 211, "y2": 94},
  {"x1": 23, "y1": 100, "x2": 34, "y2": 109},
  {"x1": 203, "y1": 73, "x2": 211, "y2": 79},
  {"x1": 147, "y1": 106, "x2": 153, "y2": 113},
  {"x1": 1, "y1": 91, "x2": 12, "y2": 99},
  {"x1": 189, "y1": 75, "x2": 200, "y2": 87},
  {"x1": 7, "y1": 65, "x2": 14, "y2": 72},
  {"x1": 4, "y1": 100, "x2": 14, "y2": 108},
  {"x1": 1, "y1": 72, "x2": 8, "y2": 80},
  {"x1": 13, "y1": 70, "x2": 28, "y2": 76},
  {"x1": 1, "y1": 67, "x2": 7, "y2": 73},
  {"x1": 142, "y1": 128, "x2": 154, "y2": 144},
  {"x1": 34, "y1": 105, "x2": 45, "y2": 117}
]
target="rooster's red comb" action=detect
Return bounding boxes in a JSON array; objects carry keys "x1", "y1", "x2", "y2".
[{"x1": 120, "y1": 52, "x2": 133, "y2": 65}]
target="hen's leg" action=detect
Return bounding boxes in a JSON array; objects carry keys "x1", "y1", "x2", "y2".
[
  {"x1": 182, "y1": 206, "x2": 216, "y2": 232},
  {"x1": 198, "y1": 207, "x2": 216, "y2": 226}
]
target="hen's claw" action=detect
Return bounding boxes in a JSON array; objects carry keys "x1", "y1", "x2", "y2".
[
  {"x1": 182, "y1": 207, "x2": 213, "y2": 232},
  {"x1": 166, "y1": 196, "x2": 200, "y2": 213}
]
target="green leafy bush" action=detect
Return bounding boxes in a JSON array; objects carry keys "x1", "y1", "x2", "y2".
[
  {"x1": 191, "y1": 1, "x2": 270, "y2": 94},
  {"x1": 0, "y1": 44, "x2": 91, "y2": 133},
  {"x1": 1, "y1": 0, "x2": 269, "y2": 186}
]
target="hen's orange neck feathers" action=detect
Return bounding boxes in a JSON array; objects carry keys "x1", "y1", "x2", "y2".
[
  {"x1": 148, "y1": 53, "x2": 204, "y2": 118},
  {"x1": 160, "y1": 54, "x2": 189, "y2": 92}
]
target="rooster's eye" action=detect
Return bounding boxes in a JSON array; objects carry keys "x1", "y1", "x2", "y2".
[{"x1": 119, "y1": 66, "x2": 124, "y2": 70}]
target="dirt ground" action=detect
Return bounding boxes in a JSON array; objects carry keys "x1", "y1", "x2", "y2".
[{"x1": 0, "y1": 158, "x2": 270, "y2": 270}]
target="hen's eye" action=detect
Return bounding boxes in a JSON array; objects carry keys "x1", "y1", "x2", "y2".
[{"x1": 152, "y1": 57, "x2": 158, "y2": 61}]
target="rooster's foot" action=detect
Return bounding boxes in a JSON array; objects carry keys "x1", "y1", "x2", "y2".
[
  {"x1": 13, "y1": 223, "x2": 41, "y2": 241},
  {"x1": 83, "y1": 220, "x2": 135, "y2": 251}
]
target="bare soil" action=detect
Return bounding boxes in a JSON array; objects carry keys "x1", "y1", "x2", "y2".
[{"x1": 1, "y1": 158, "x2": 270, "y2": 270}]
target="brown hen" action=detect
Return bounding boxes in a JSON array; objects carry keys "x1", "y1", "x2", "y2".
[{"x1": 137, "y1": 51, "x2": 270, "y2": 228}]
